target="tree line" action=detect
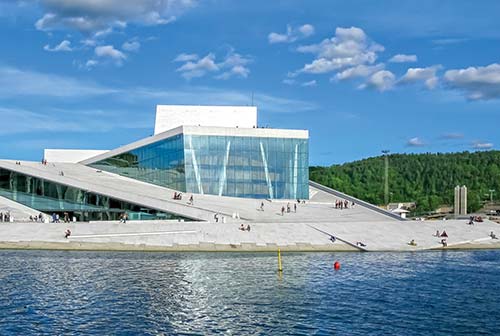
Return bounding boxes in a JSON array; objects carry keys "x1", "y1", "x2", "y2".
[{"x1": 309, "y1": 151, "x2": 500, "y2": 214}]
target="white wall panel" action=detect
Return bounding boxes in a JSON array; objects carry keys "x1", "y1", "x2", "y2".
[
  {"x1": 154, "y1": 105, "x2": 257, "y2": 134},
  {"x1": 44, "y1": 149, "x2": 109, "y2": 163}
]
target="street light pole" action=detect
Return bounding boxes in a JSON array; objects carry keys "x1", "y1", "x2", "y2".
[{"x1": 382, "y1": 150, "x2": 390, "y2": 206}]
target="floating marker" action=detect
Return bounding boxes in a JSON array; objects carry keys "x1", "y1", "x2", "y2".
[
  {"x1": 333, "y1": 261, "x2": 341, "y2": 270},
  {"x1": 278, "y1": 248, "x2": 283, "y2": 272}
]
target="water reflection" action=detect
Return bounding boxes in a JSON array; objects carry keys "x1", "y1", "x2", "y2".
[{"x1": 1, "y1": 251, "x2": 499, "y2": 335}]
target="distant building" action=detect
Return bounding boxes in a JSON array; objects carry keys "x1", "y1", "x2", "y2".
[{"x1": 454, "y1": 185, "x2": 467, "y2": 216}]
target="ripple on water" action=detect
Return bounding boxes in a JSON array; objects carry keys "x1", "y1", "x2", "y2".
[{"x1": 0, "y1": 250, "x2": 500, "y2": 335}]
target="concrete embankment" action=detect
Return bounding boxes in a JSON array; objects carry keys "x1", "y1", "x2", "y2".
[{"x1": 0, "y1": 219, "x2": 499, "y2": 252}]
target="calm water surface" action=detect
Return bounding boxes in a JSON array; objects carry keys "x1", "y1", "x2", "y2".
[{"x1": 0, "y1": 250, "x2": 499, "y2": 335}]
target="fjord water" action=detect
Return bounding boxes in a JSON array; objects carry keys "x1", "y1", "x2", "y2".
[{"x1": 1, "y1": 250, "x2": 499, "y2": 335}]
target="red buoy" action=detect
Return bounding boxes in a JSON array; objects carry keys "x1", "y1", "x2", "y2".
[{"x1": 333, "y1": 261, "x2": 341, "y2": 270}]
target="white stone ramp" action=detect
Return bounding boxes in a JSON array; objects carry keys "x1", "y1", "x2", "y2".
[
  {"x1": 0, "y1": 160, "x2": 400, "y2": 225},
  {"x1": 0, "y1": 195, "x2": 43, "y2": 221}
]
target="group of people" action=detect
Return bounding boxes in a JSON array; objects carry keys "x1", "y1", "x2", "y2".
[
  {"x1": 172, "y1": 192, "x2": 194, "y2": 205},
  {"x1": 433, "y1": 230, "x2": 449, "y2": 247},
  {"x1": 335, "y1": 200, "x2": 354, "y2": 210},
  {"x1": 468, "y1": 216, "x2": 484, "y2": 225},
  {"x1": 119, "y1": 212, "x2": 128, "y2": 223},
  {"x1": 259, "y1": 200, "x2": 299, "y2": 214},
  {"x1": 51, "y1": 213, "x2": 61, "y2": 223},
  {"x1": 0, "y1": 211, "x2": 12, "y2": 222},
  {"x1": 239, "y1": 224, "x2": 251, "y2": 232},
  {"x1": 281, "y1": 202, "x2": 297, "y2": 215},
  {"x1": 213, "y1": 213, "x2": 225, "y2": 223},
  {"x1": 28, "y1": 213, "x2": 45, "y2": 222},
  {"x1": 41, "y1": 159, "x2": 48, "y2": 165}
]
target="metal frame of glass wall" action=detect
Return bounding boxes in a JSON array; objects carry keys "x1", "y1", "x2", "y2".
[
  {"x1": 0, "y1": 168, "x2": 190, "y2": 222},
  {"x1": 90, "y1": 133, "x2": 309, "y2": 199}
]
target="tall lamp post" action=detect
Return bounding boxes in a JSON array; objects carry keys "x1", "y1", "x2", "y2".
[{"x1": 382, "y1": 150, "x2": 390, "y2": 206}]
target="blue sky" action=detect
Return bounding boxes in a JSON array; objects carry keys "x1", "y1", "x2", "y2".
[{"x1": 1, "y1": 0, "x2": 499, "y2": 165}]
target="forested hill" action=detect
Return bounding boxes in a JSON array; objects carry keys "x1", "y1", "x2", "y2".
[{"x1": 310, "y1": 151, "x2": 500, "y2": 213}]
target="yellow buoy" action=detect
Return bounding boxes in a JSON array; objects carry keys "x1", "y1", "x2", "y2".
[{"x1": 278, "y1": 248, "x2": 283, "y2": 272}]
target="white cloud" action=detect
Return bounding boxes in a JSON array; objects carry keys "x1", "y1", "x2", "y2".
[
  {"x1": 43, "y1": 39, "x2": 72, "y2": 52},
  {"x1": 85, "y1": 59, "x2": 99, "y2": 69},
  {"x1": 444, "y1": 63, "x2": 500, "y2": 100},
  {"x1": 400, "y1": 65, "x2": 441, "y2": 89},
  {"x1": 301, "y1": 80, "x2": 317, "y2": 87},
  {"x1": 362, "y1": 70, "x2": 395, "y2": 91},
  {"x1": 0, "y1": 65, "x2": 117, "y2": 97},
  {"x1": 94, "y1": 45, "x2": 126, "y2": 65},
  {"x1": 122, "y1": 40, "x2": 140, "y2": 52},
  {"x1": 268, "y1": 24, "x2": 315, "y2": 44},
  {"x1": 389, "y1": 54, "x2": 417, "y2": 63},
  {"x1": 0, "y1": 65, "x2": 317, "y2": 115},
  {"x1": 176, "y1": 53, "x2": 219, "y2": 79},
  {"x1": 472, "y1": 141, "x2": 493, "y2": 149},
  {"x1": 216, "y1": 51, "x2": 252, "y2": 80},
  {"x1": 35, "y1": 0, "x2": 194, "y2": 33},
  {"x1": 335, "y1": 64, "x2": 384, "y2": 81},
  {"x1": 295, "y1": 26, "x2": 384, "y2": 75},
  {"x1": 173, "y1": 53, "x2": 199, "y2": 62},
  {"x1": 407, "y1": 137, "x2": 425, "y2": 147},
  {"x1": 176, "y1": 50, "x2": 252, "y2": 80}
]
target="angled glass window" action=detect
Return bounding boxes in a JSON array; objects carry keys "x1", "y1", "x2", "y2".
[{"x1": 0, "y1": 168, "x2": 191, "y2": 222}]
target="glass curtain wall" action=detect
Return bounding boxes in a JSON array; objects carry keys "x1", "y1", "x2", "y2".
[
  {"x1": 0, "y1": 168, "x2": 189, "y2": 221},
  {"x1": 89, "y1": 133, "x2": 309, "y2": 200},
  {"x1": 184, "y1": 135, "x2": 309, "y2": 199},
  {"x1": 90, "y1": 134, "x2": 185, "y2": 191}
]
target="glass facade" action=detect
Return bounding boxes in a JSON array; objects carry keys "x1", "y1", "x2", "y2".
[
  {"x1": 90, "y1": 133, "x2": 309, "y2": 199},
  {"x1": 0, "y1": 168, "x2": 190, "y2": 222}
]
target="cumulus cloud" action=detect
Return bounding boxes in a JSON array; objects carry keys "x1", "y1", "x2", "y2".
[
  {"x1": 174, "y1": 50, "x2": 252, "y2": 80},
  {"x1": 35, "y1": 0, "x2": 194, "y2": 34},
  {"x1": 472, "y1": 141, "x2": 493, "y2": 149},
  {"x1": 443, "y1": 63, "x2": 500, "y2": 100},
  {"x1": 268, "y1": 24, "x2": 315, "y2": 44},
  {"x1": 94, "y1": 45, "x2": 126, "y2": 66},
  {"x1": 294, "y1": 26, "x2": 384, "y2": 75},
  {"x1": 389, "y1": 54, "x2": 417, "y2": 63},
  {"x1": 173, "y1": 53, "x2": 199, "y2": 62},
  {"x1": 175, "y1": 53, "x2": 219, "y2": 79},
  {"x1": 122, "y1": 40, "x2": 140, "y2": 52},
  {"x1": 400, "y1": 65, "x2": 442, "y2": 89},
  {"x1": 43, "y1": 39, "x2": 72, "y2": 52},
  {"x1": 407, "y1": 137, "x2": 425, "y2": 147},
  {"x1": 362, "y1": 70, "x2": 395, "y2": 91},
  {"x1": 334, "y1": 64, "x2": 384, "y2": 81}
]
